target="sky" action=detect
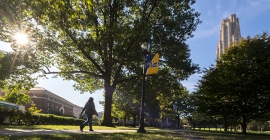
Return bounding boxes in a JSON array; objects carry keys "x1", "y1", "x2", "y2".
[{"x1": 0, "y1": 0, "x2": 270, "y2": 112}]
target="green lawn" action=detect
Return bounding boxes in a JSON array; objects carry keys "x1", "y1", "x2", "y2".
[
  {"x1": 0, "y1": 125, "x2": 141, "y2": 130},
  {"x1": 1, "y1": 125, "x2": 270, "y2": 140}
]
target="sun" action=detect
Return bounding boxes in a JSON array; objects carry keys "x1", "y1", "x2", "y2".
[{"x1": 14, "y1": 33, "x2": 28, "y2": 45}]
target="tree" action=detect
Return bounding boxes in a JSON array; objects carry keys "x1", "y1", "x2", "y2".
[
  {"x1": 183, "y1": 92, "x2": 197, "y2": 129},
  {"x1": 0, "y1": 51, "x2": 39, "y2": 90},
  {"x1": 0, "y1": 0, "x2": 40, "y2": 89},
  {"x1": 28, "y1": 103, "x2": 42, "y2": 113},
  {"x1": 112, "y1": 90, "x2": 140, "y2": 127},
  {"x1": 1, "y1": 0, "x2": 201, "y2": 126},
  {"x1": 195, "y1": 32, "x2": 270, "y2": 134},
  {"x1": 4, "y1": 90, "x2": 31, "y2": 105},
  {"x1": 248, "y1": 120, "x2": 270, "y2": 132},
  {"x1": 0, "y1": 1, "x2": 42, "y2": 90},
  {"x1": 113, "y1": 67, "x2": 191, "y2": 127},
  {"x1": 0, "y1": 51, "x2": 3, "y2": 88},
  {"x1": 172, "y1": 88, "x2": 190, "y2": 128},
  {"x1": 194, "y1": 66, "x2": 232, "y2": 131},
  {"x1": 143, "y1": 68, "x2": 191, "y2": 128}
]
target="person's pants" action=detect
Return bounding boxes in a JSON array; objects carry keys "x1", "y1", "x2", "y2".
[{"x1": 80, "y1": 114, "x2": 93, "y2": 130}]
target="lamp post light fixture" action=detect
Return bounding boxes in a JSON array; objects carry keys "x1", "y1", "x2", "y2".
[{"x1": 137, "y1": 38, "x2": 149, "y2": 133}]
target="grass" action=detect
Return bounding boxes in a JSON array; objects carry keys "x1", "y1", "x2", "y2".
[
  {"x1": 0, "y1": 125, "x2": 140, "y2": 130},
  {"x1": 1, "y1": 131, "x2": 184, "y2": 140},
  {"x1": 1, "y1": 125, "x2": 270, "y2": 140}
]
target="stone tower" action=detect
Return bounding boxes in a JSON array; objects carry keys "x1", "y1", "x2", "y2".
[{"x1": 216, "y1": 14, "x2": 241, "y2": 60}]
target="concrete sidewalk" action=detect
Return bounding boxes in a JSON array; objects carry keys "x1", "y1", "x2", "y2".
[{"x1": 0, "y1": 129, "x2": 137, "y2": 136}]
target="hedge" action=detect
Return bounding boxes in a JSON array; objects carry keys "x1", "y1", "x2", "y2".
[{"x1": 0, "y1": 106, "x2": 85, "y2": 125}]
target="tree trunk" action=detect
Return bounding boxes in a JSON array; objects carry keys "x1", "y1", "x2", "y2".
[
  {"x1": 132, "y1": 115, "x2": 136, "y2": 127},
  {"x1": 161, "y1": 119, "x2": 164, "y2": 128},
  {"x1": 177, "y1": 114, "x2": 180, "y2": 128},
  {"x1": 124, "y1": 116, "x2": 126, "y2": 126},
  {"x1": 223, "y1": 115, "x2": 228, "y2": 131},
  {"x1": 241, "y1": 116, "x2": 247, "y2": 134},
  {"x1": 101, "y1": 83, "x2": 115, "y2": 126}
]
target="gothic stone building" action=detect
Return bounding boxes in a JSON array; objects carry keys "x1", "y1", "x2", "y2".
[{"x1": 216, "y1": 14, "x2": 241, "y2": 60}]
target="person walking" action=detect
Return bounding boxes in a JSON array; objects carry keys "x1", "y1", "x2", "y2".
[{"x1": 80, "y1": 97, "x2": 98, "y2": 132}]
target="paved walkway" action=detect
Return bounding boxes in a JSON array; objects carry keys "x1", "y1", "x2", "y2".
[{"x1": 0, "y1": 129, "x2": 137, "y2": 136}]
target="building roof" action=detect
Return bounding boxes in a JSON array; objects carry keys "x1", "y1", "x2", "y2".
[
  {"x1": 29, "y1": 87, "x2": 82, "y2": 108},
  {"x1": 30, "y1": 87, "x2": 46, "y2": 91},
  {"x1": 0, "y1": 100, "x2": 19, "y2": 109}
]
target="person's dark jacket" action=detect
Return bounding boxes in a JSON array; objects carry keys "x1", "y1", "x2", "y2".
[{"x1": 81, "y1": 101, "x2": 98, "y2": 116}]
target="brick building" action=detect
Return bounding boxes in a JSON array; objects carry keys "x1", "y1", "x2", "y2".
[{"x1": 24, "y1": 87, "x2": 82, "y2": 118}]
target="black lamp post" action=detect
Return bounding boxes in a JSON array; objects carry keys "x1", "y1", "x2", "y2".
[{"x1": 137, "y1": 38, "x2": 149, "y2": 133}]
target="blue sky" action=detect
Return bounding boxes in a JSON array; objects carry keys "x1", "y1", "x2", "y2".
[
  {"x1": 1, "y1": 0, "x2": 270, "y2": 112},
  {"x1": 183, "y1": 0, "x2": 270, "y2": 93}
]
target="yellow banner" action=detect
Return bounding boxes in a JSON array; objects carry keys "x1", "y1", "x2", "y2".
[{"x1": 146, "y1": 53, "x2": 159, "y2": 75}]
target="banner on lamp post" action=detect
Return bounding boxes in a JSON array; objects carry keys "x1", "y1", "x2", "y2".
[{"x1": 145, "y1": 53, "x2": 159, "y2": 75}]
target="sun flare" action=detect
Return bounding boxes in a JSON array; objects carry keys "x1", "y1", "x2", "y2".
[{"x1": 14, "y1": 33, "x2": 28, "y2": 45}]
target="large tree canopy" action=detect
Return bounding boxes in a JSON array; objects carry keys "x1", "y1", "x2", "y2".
[
  {"x1": 0, "y1": 0, "x2": 40, "y2": 90},
  {"x1": 0, "y1": 50, "x2": 39, "y2": 90},
  {"x1": 3, "y1": 90, "x2": 31, "y2": 105},
  {"x1": 195, "y1": 32, "x2": 270, "y2": 134},
  {"x1": 0, "y1": 0, "x2": 201, "y2": 126}
]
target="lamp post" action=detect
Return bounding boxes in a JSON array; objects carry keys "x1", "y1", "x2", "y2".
[{"x1": 137, "y1": 38, "x2": 149, "y2": 133}]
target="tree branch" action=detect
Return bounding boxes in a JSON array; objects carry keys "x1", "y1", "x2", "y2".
[
  {"x1": 59, "y1": 23, "x2": 105, "y2": 77},
  {"x1": 116, "y1": 75, "x2": 140, "y2": 85},
  {"x1": 146, "y1": 1, "x2": 160, "y2": 21},
  {"x1": 42, "y1": 70, "x2": 103, "y2": 79}
]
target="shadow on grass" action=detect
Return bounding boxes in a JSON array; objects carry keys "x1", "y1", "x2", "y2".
[
  {"x1": 0, "y1": 125, "x2": 51, "y2": 130},
  {"x1": 0, "y1": 125, "x2": 75, "y2": 130},
  {"x1": 182, "y1": 129, "x2": 270, "y2": 140},
  {"x1": 2, "y1": 125, "x2": 270, "y2": 140},
  {"x1": 2, "y1": 132, "x2": 188, "y2": 140}
]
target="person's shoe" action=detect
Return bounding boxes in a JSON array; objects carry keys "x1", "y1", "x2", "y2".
[
  {"x1": 89, "y1": 129, "x2": 94, "y2": 131},
  {"x1": 80, "y1": 126, "x2": 83, "y2": 132}
]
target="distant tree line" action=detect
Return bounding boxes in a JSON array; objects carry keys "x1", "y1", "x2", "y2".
[
  {"x1": 193, "y1": 32, "x2": 270, "y2": 134},
  {"x1": 108, "y1": 33, "x2": 270, "y2": 134}
]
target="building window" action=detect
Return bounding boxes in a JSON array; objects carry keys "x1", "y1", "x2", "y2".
[
  {"x1": 52, "y1": 104, "x2": 54, "y2": 107},
  {"x1": 48, "y1": 103, "x2": 50, "y2": 106},
  {"x1": 48, "y1": 95, "x2": 50, "y2": 100}
]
